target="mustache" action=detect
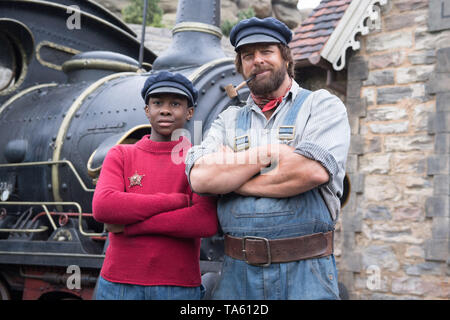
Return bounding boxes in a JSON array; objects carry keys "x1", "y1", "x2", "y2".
[{"x1": 250, "y1": 67, "x2": 272, "y2": 77}]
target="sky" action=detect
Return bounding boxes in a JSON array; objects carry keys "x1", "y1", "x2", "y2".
[{"x1": 297, "y1": 0, "x2": 322, "y2": 9}]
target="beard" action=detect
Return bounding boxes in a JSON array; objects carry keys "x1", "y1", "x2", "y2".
[{"x1": 246, "y1": 62, "x2": 287, "y2": 97}]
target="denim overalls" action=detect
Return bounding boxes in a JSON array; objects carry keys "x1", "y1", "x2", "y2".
[{"x1": 211, "y1": 89, "x2": 340, "y2": 300}]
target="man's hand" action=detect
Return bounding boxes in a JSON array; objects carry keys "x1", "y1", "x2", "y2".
[
  {"x1": 263, "y1": 143, "x2": 295, "y2": 174},
  {"x1": 190, "y1": 144, "x2": 272, "y2": 195},
  {"x1": 105, "y1": 223, "x2": 124, "y2": 233},
  {"x1": 234, "y1": 143, "x2": 329, "y2": 198}
]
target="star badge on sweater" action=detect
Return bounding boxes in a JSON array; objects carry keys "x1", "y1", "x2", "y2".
[{"x1": 128, "y1": 171, "x2": 145, "y2": 187}]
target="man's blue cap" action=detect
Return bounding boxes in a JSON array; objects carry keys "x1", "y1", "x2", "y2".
[
  {"x1": 230, "y1": 17, "x2": 292, "y2": 51},
  {"x1": 141, "y1": 71, "x2": 198, "y2": 107}
]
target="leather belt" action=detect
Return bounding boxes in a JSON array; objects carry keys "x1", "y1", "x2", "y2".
[{"x1": 224, "y1": 231, "x2": 334, "y2": 267}]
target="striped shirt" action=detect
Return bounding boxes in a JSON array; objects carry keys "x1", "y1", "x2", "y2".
[{"x1": 185, "y1": 80, "x2": 350, "y2": 217}]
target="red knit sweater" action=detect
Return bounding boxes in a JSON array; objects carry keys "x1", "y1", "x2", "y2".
[{"x1": 92, "y1": 135, "x2": 218, "y2": 287}]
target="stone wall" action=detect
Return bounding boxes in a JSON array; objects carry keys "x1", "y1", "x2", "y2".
[{"x1": 338, "y1": 0, "x2": 450, "y2": 299}]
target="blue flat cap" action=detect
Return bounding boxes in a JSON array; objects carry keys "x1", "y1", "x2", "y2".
[
  {"x1": 141, "y1": 71, "x2": 198, "y2": 107},
  {"x1": 230, "y1": 17, "x2": 292, "y2": 51}
]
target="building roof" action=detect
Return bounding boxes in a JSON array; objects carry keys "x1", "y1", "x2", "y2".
[
  {"x1": 291, "y1": 0, "x2": 388, "y2": 71},
  {"x1": 290, "y1": 0, "x2": 352, "y2": 67}
]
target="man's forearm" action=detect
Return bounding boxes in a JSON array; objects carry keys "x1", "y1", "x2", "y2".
[
  {"x1": 235, "y1": 149, "x2": 329, "y2": 198},
  {"x1": 190, "y1": 146, "x2": 270, "y2": 194}
]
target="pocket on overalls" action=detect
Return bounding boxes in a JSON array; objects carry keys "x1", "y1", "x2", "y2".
[
  {"x1": 231, "y1": 196, "x2": 296, "y2": 218},
  {"x1": 307, "y1": 256, "x2": 340, "y2": 300},
  {"x1": 211, "y1": 256, "x2": 247, "y2": 299}
]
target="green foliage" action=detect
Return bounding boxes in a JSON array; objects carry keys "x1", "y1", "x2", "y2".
[
  {"x1": 221, "y1": 7, "x2": 255, "y2": 37},
  {"x1": 122, "y1": 0, "x2": 164, "y2": 27},
  {"x1": 221, "y1": 20, "x2": 235, "y2": 38}
]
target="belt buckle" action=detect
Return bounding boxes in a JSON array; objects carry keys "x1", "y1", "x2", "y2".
[{"x1": 242, "y1": 236, "x2": 271, "y2": 267}]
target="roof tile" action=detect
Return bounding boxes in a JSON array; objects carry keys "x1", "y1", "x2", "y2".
[{"x1": 290, "y1": 0, "x2": 352, "y2": 66}]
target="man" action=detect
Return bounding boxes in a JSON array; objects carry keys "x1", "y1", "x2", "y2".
[{"x1": 185, "y1": 17, "x2": 350, "y2": 299}]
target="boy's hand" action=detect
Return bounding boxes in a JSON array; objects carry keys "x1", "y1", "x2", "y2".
[{"x1": 105, "y1": 224, "x2": 124, "y2": 233}]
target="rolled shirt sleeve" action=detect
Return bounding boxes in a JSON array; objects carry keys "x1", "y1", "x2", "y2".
[{"x1": 293, "y1": 89, "x2": 350, "y2": 198}]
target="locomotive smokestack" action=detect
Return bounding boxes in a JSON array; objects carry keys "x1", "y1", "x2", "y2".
[{"x1": 152, "y1": 0, "x2": 226, "y2": 70}]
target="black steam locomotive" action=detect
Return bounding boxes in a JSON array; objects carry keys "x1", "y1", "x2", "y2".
[{"x1": 0, "y1": 0, "x2": 250, "y2": 300}]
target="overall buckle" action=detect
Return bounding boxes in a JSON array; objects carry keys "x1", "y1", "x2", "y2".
[
  {"x1": 234, "y1": 134, "x2": 250, "y2": 152},
  {"x1": 278, "y1": 125, "x2": 295, "y2": 141},
  {"x1": 242, "y1": 236, "x2": 272, "y2": 267}
]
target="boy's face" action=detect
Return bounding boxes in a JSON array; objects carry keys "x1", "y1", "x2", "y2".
[{"x1": 145, "y1": 93, "x2": 193, "y2": 142}]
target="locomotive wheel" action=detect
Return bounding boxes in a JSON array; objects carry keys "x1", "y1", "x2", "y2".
[{"x1": 0, "y1": 278, "x2": 11, "y2": 300}]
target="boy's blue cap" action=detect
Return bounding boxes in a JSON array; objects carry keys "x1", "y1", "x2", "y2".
[
  {"x1": 141, "y1": 71, "x2": 198, "y2": 107},
  {"x1": 229, "y1": 17, "x2": 292, "y2": 51}
]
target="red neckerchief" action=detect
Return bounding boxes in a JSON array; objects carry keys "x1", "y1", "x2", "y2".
[{"x1": 251, "y1": 82, "x2": 292, "y2": 113}]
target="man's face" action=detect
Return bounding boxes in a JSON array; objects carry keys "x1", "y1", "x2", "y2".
[
  {"x1": 145, "y1": 93, "x2": 193, "y2": 142},
  {"x1": 239, "y1": 43, "x2": 287, "y2": 96}
]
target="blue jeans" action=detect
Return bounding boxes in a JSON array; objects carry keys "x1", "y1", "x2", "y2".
[
  {"x1": 212, "y1": 255, "x2": 340, "y2": 300},
  {"x1": 95, "y1": 276, "x2": 205, "y2": 300},
  {"x1": 216, "y1": 189, "x2": 340, "y2": 299}
]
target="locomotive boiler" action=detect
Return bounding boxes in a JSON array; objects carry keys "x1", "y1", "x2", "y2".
[{"x1": 0, "y1": 0, "x2": 249, "y2": 300}]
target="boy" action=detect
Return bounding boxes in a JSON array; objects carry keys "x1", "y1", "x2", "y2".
[{"x1": 92, "y1": 71, "x2": 218, "y2": 300}]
